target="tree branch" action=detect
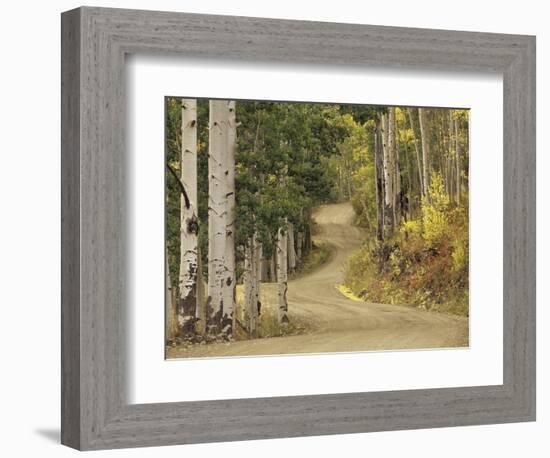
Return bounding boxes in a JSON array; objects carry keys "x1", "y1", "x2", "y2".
[{"x1": 166, "y1": 163, "x2": 191, "y2": 209}]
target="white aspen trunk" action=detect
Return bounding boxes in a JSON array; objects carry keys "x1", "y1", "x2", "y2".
[
  {"x1": 277, "y1": 226, "x2": 289, "y2": 324},
  {"x1": 222, "y1": 100, "x2": 237, "y2": 338},
  {"x1": 388, "y1": 107, "x2": 399, "y2": 226},
  {"x1": 454, "y1": 115, "x2": 461, "y2": 205},
  {"x1": 195, "y1": 245, "x2": 206, "y2": 335},
  {"x1": 287, "y1": 223, "x2": 296, "y2": 272},
  {"x1": 374, "y1": 116, "x2": 385, "y2": 241},
  {"x1": 381, "y1": 113, "x2": 392, "y2": 206},
  {"x1": 178, "y1": 99, "x2": 199, "y2": 337},
  {"x1": 165, "y1": 255, "x2": 177, "y2": 342},
  {"x1": 446, "y1": 111, "x2": 454, "y2": 197},
  {"x1": 381, "y1": 112, "x2": 394, "y2": 237},
  {"x1": 418, "y1": 107, "x2": 430, "y2": 199},
  {"x1": 407, "y1": 108, "x2": 424, "y2": 199},
  {"x1": 207, "y1": 100, "x2": 229, "y2": 337}
]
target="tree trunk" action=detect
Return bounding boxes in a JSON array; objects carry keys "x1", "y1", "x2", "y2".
[
  {"x1": 270, "y1": 249, "x2": 277, "y2": 282},
  {"x1": 446, "y1": 111, "x2": 453, "y2": 197},
  {"x1": 165, "y1": 254, "x2": 177, "y2": 342},
  {"x1": 195, "y1": 245, "x2": 206, "y2": 335},
  {"x1": 254, "y1": 236, "x2": 262, "y2": 325},
  {"x1": 381, "y1": 112, "x2": 394, "y2": 238},
  {"x1": 403, "y1": 132, "x2": 413, "y2": 220},
  {"x1": 296, "y1": 231, "x2": 303, "y2": 267},
  {"x1": 207, "y1": 100, "x2": 229, "y2": 337},
  {"x1": 287, "y1": 222, "x2": 296, "y2": 272},
  {"x1": 407, "y1": 108, "x2": 424, "y2": 202},
  {"x1": 418, "y1": 107, "x2": 430, "y2": 199},
  {"x1": 454, "y1": 115, "x2": 461, "y2": 205},
  {"x1": 374, "y1": 115, "x2": 385, "y2": 241},
  {"x1": 389, "y1": 107, "x2": 401, "y2": 226},
  {"x1": 243, "y1": 239, "x2": 258, "y2": 337},
  {"x1": 223, "y1": 100, "x2": 236, "y2": 338},
  {"x1": 177, "y1": 99, "x2": 199, "y2": 337},
  {"x1": 276, "y1": 226, "x2": 289, "y2": 324}
]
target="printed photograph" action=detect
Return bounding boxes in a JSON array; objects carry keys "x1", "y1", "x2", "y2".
[{"x1": 165, "y1": 98, "x2": 469, "y2": 358}]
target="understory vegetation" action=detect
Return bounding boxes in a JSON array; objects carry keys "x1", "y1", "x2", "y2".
[{"x1": 344, "y1": 173, "x2": 469, "y2": 316}]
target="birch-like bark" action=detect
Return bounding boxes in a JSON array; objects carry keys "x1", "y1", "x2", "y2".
[
  {"x1": 178, "y1": 99, "x2": 198, "y2": 336},
  {"x1": 407, "y1": 108, "x2": 424, "y2": 199},
  {"x1": 381, "y1": 112, "x2": 394, "y2": 237},
  {"x1": 388, "y1": 107, "x2": 400, "y2": 226},
  {"x1": 277, "y1": 226, "x2": 289, "y2": 324},
  {"x1": 374, "y1": 116, "x2": 385, "y2": 241},
  {"x1": 418, "y1": 107, "x2": 430, "y2": 199},
  {"x1": 195, "y1": 245, "x2": 206, "y2": 335},
  {"x1": 287, "y1": 223, "x2": 296, "y2": 272},
  {"x1": 446, "y1": 111, "x2": 454, "y2": 197},
  {"x1": 222, "y1": 100, "x2": 236, "y2": 338},
  {"x1": 207, "y1": 100, "x2": 229, "y2": 337},
  {"x1": 403, "y1": 136, "x2": 413, "y2": 218}
]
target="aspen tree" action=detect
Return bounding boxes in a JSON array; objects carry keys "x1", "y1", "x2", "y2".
[
  {"x1": 178, "y1": 99, "x2": 199, "y2": 336},
  {"x1": 454, "y1": 113, "x2": 461, "y2": 205},
  {"x1": 277, "y1": 225, "x2": 289, "y2": 324},
  {"x1": 374, "y1": 115, "x2": 385, "y2": 241},
  {"x1": 165, "y1": 254, "x2": 177, "y2": 342},
  {"x1": 407, "y1": 108, "x2": 424, "y2": 199},
  {"x1": 418, "y1": 107, "x2": 430, "y2": 200},
  {"x1": 381, "y1": 112, "x2": 394, "y2": 237},
  {"x1": 207, "y1": 100, "x2": 230, "y2": 337},
  {"x1": 223, "y1": 100, "x2": 237, "y2": 337}
]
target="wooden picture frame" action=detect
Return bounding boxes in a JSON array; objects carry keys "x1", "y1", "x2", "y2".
[{"x1": 61, "y1": 6, "x2": 536, "y2": 450}]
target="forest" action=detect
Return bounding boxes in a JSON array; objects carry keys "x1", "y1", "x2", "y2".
[{"x1": 165, "y1": 98, "x2": 469, "y2": 357}]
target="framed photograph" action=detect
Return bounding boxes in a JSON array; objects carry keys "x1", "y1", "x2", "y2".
[{"x1": 61, "y1": 6, "x2": 536, "y2": 450}]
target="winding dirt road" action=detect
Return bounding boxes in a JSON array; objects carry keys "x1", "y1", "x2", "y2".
[{"x1": 168, "y1": 202, "x2": 468, "y2": 358}]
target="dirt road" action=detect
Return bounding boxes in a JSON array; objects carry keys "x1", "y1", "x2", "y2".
[{"x1": 167, "y1": 202, "x2": 468, "y2": 358}]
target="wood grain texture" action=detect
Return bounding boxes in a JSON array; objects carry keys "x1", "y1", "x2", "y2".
[
  {"x1": 60, "y1": 7, "x2": 81, "y2": 449},
  {"x1": 61, "y1": 6, "x2": 536, "y2": 450}
]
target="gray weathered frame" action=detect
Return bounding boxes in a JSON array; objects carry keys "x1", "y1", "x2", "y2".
[{"x1": 61, "y1": 6, "x2": 536, "y2": 450}]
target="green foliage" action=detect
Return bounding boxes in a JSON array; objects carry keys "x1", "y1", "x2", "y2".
[
  {"x1": 166, "y1": 98, "x2": 354, "y2": 283},
  {"x1": 331, "y1": 114, "x2": 377, "y2": 228}
]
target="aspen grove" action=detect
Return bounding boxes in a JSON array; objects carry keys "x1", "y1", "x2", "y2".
[{"x1": 165, "y1": 99, "x2": 470, "y2": 348}]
